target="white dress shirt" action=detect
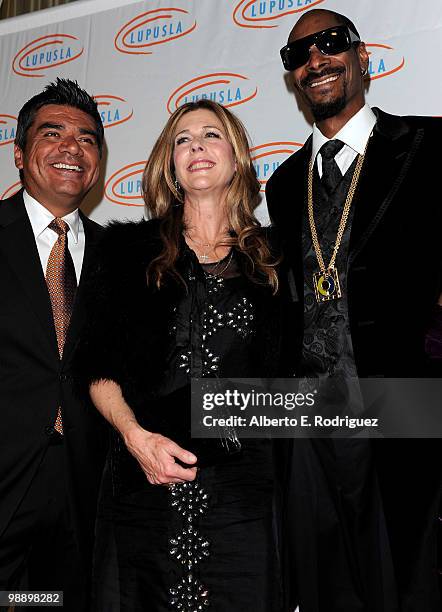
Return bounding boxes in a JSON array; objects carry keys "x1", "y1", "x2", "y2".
[
  {"x1": 312, "y1": 104, "x2": 377, "y2": 177},
  {"x1": 23, "y1": 190, "x2": 85, "y2": 282}
]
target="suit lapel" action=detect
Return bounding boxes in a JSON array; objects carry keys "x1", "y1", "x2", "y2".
[
  {"x1": 62, "y1": 213, "x2": 101, "y2": 364},
  {"x1": 349, "y1": 108, "x2": 423, "y2": 265},
  {"x1": 0, "y1": 192, "x2": 59, "y2": 357},
  {"x1": 287, "y1": 138, "x2": 311, "y2": 303}
]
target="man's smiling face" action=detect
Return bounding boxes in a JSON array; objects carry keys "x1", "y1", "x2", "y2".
[
  {"x1": 14, "y1": 104, "x2": 100, "y2": 214},
  {"x1": 288, "y1": 11, "x2": 368, "y2": 123}
]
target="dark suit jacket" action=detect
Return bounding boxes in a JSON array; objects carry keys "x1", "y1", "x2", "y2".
[
  {"x1": 266, "y1": 108, "x2": 441, "y2": 376},
  {"x1": 266, "y1": 109, "x2": 441, "y2": 611},
  {"x1": 0, "y1": 190, "x2": 107, "y2": 566}
]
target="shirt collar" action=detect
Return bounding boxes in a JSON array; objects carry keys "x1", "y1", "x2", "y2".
[
  {"x1": 23, "y1": 190, "x2": 80, "y2": 243},
  {"x1": 312, "y1": 104, "x2": 377, "y2": 162}
]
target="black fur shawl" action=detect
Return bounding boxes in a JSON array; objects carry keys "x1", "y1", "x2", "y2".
[{"x1": 76, "y1": 219, "x2": 295, "y2": 411}]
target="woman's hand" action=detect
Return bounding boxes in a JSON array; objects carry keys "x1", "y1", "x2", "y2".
[
  {"x1": 124, "y1": 425, "x2": 198, "y2": 485},
  {"x1": 89, "y1": 380, "x2": 198, "y2": 486}
]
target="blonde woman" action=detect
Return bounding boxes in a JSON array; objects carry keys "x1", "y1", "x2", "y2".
[{"x1": 79, "y1": 100, "x2": 290, "y2": 611}]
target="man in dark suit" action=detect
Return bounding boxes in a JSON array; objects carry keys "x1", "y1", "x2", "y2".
[
  {"x1": 266, "y1": 9, "x2": 441, "y2": 612},
  {"x1": 0, "y1": 79, "x2": 106, "y2": 611}
]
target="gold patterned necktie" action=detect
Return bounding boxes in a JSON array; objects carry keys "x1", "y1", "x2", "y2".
[{"x1": 46, "y1": 218, "x2": 77, "y2": 433}]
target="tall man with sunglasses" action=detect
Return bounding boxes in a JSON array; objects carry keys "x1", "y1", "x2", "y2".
[{"x1": 266, "y1": 9, "x2": 441, "y2": 612}]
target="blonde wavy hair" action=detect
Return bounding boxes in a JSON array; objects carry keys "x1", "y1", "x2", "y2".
[{"x1": 142, "y1": 99, "x2": 278, "y2": 291}]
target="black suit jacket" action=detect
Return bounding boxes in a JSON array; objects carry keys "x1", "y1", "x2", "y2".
[
  {"x1": 0, "y1": 190, "x2": 107, "y2": 564},
  {"x1": 266, "y1": 109, "x2": 442, "y2": 611},
  {"x1": 266, "y1": 108, "x2": 442, "y2": 376}
]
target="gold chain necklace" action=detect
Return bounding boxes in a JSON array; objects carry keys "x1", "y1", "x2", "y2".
[
  {"x1": 308, "y1": 144, "x2": 367, "y2": 302},
  {"x1": 184, "y1": 231, "x2": 228, "y2": 262},
  {"x1": 203, "y1": 249, "x2": 234, "y2": 277}
]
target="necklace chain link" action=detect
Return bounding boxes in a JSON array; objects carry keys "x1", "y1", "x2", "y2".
[
  {"x1": 203, "y1": 250, "x2": 233, "y2": 278},
  {"x1": 184, "y1": 230, "x2": 229, "y2": 262},
  {"x1": 308, "y1": 144, "x2": 367, "y2": 273},
  {"x1": 307, "y1": 142, "x2": 367, "y2": 302}
]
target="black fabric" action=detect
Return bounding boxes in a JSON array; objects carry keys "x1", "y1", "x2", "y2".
[
  {"x1": 426, "y1": 305, "x2": 442, "y2": 365},
  {"x1": 76, "y1": 220, "x2": 292, "y2": 406},
  {"x1": 302, "y1": 157, "x2": 358, "y2": 379},
  {"x1": 319, "y1": 139, "x2": 345, "y2": 195},
  {"x1": 295, "y1": 158, "x2": 395, "y2": 610},
  {"x1": 266, "y1": 110, "x2": 442, "y2": 378},
  {"x1": 0, "y1": 191, "x2": 108, "y2": 610},
  {"x1": 266, "y1": 108, "x2": 442, "y2": 612},
  {"x1": 91, "y1": 457, "x2": 119, "y2": 612},
  {"x1": 159, "y1": 246, "x2": 262, "y2": 386},
  {"x1": 284, "y1": 437, "x2": 395, "y2": 612},
  {"x1": 0, "y1": 441, "x2": 89, "y2": 612},
  {"x1": 114, "y1": 442, "x2": 280, "y2": 612},
  {"x1": 76, "y1": 219, "x2": 293, "y2": 611}
]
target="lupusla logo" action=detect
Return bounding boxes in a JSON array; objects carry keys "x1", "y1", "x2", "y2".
[
  {"x1": 233, "y1": 0, "x2": 326, "y2": 29},
  {"x1": 167, "y1": 73, "x2": 257, "y2": 113},
  {"x1": 0, "y1": 114, "x2": 17, "y2": 146},
  {"x1": 94, "y1": 95, "x2": 134, "y2": 129},
  {"x1": 12, "y1": 34, "x2": 83, "y2": 78},
  {"x1": 1, "y1": 181, "x2": 22, "y2": 200},
  {"x1": 251, "y1": 141, "x2": 302, "y2": 190},
  {"x1": 365, "y1": 44, "x2": 405, "y2": 81},
  {"x1": 105, "y1": 162, "x2": 146, "y2": 206},
  {"x1": 114, "y1": 7, "x2": 196, "y2": 55}
]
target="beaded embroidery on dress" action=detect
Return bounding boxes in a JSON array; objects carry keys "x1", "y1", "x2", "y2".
[{"x1": 167, "y1": 250, "x2": 257, "y2": 610}]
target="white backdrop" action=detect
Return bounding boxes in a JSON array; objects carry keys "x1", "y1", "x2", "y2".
[{"x1": 1, "y1": 0, "x2": 442, "y2": 225}]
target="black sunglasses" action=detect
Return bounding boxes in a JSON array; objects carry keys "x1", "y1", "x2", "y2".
[{"x1": 280, "y1": 25, "x2": 360, "y2": 71}]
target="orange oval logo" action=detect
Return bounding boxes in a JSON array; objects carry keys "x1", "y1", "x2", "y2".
[
  {"x1": 233, "y1": 0, "x2": 326, "y2": 29},
  {"x1": 167, "y1": 72, "x2": 258, "y2": 114},
  {"x1": 366, "y1": 43, "x2": 405, "y2": 81},
  {"x1": 94, "y1": 95, "x2": 134, "y2": 129},
  {"x1": 1, "y1": 181, "x2": 22, "y2": 200},
  {"x1": 251, "y1": 141, "x2": 302, "y2": 191},
  {"x1": 12, "y1": 34, "x2": 83, "y2": 78},
  {"x1": 105, "y1": 162, "x2": 146, "y2": 207},
  {"x1": 0, "y1": 114, "x2": 17, "y2": 147},
  {"x1": 114, "y1": 7, "x2": 196, "y2": 55}
]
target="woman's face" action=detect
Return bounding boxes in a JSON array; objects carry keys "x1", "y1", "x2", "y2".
[{"x1": 172, "y1": 108, "x2": 236, "y2": 199}]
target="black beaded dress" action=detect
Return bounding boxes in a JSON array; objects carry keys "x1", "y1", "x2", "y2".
[{"x1": 78, "y1": 220, "x2": 286, "y2": 612}]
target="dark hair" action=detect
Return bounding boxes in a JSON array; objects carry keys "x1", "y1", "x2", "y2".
[
  {"x1": 329, "y1": 11, "x2": 360, "y2": 39},
  {"x1": 15, "y1": 77, "x2": 104, "y2": 155},
  {"x1": 295, "y1": 9, "x2": 360, "y2": 40}
]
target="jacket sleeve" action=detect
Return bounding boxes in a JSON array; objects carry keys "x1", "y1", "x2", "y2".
[
  {"x1": 265, "y1": 153, "x2": 296, "y2": 228},
  {"x1": 74, "y1": 221, "x2": 148, "y2": 394},
  {"x1": 265, "y1": 169, "x2": 280, "y2": 227}
]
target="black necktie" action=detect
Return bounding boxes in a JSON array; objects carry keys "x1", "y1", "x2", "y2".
[{"x1": 319, "y1": 139, "x2": 345, "y2": 195}]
